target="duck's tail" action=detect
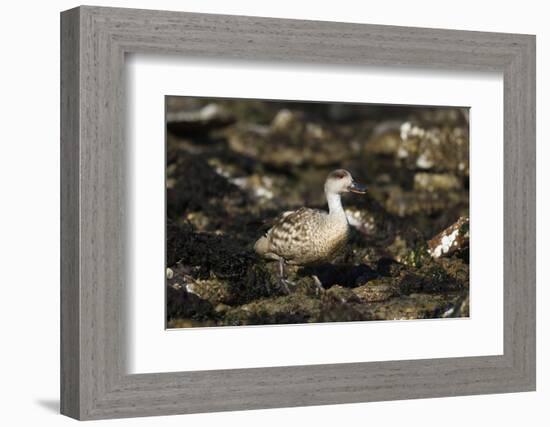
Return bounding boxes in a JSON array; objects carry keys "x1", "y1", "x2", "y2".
[{"x1": 254, "y1": 235, "x2": 269, "y2": 256}]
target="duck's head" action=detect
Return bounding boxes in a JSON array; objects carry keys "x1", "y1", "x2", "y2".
[{"x1": 325, "y1": 169, "x2": 367, "y2": 195}]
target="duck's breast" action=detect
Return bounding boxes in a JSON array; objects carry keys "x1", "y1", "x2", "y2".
[
  {"x1": 285, "y1": 213, "x2": 348, "y2": 264},
  {"x1": 314, "y1": 216, "x2": 349, "y2": 262}
]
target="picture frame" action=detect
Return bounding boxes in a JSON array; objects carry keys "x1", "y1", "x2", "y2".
[{"x1": 60, "y1": 5, "x2": 536, "y2": 420}]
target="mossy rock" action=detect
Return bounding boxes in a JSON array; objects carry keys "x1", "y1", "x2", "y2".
[
  {"x1": 398, "y1": 260, "x2": 462, "y2": 294},
  {"x1": 221, "y1": 293, "x2": 322, "y2": 326},
  {"x1": 166, "y1": 284, "x2": 217, "y2": 322},
  {"x1": 366, "y1": 293, "x2": 462, "y2": 320},
  {"x1": 353, "y1": 278, "x2": 400, "y2": 302}
]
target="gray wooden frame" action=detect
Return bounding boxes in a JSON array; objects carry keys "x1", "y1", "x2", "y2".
[{"x1": 60, "y1": 5, "x2": 536, "y2": 420}]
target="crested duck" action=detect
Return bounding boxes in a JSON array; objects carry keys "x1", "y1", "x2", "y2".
[{"x1": 254, "y1": 169, "x2": 367, "y2": 291}]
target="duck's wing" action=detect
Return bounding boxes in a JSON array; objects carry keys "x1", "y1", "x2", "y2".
[
  {"x1": 266, "y1": 207, "x2": 326, "y2": 259},
  {"x1": 273, "y1": 209, "x2": 300, "y2": 224},
  {"x1": 271, "y1": 207, "x2": 323, "y2": 230},
  {"x1": 254, "y1": 210, "x2": 298, "y2": 258}
]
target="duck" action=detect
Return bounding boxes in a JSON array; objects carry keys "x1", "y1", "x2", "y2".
[{"x1": 254, "y1": 169, "x2": 367, "y2": 292}]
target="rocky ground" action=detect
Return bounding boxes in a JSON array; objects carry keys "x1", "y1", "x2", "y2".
[{"x1": 165, "y1": 97, "x2": 470, "y2": 328}]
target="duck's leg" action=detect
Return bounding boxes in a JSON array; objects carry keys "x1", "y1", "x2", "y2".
[
  {"x1": 312, "y1": 275, "x2": 324, "y2": 295},
  {"x1": 278, "y1": 258, "x2": 292, "y2": 294}
]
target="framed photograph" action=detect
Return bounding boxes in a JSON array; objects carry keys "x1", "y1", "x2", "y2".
[{"x1": 61, "y1": 6, "x2": 536, "y2": 420}]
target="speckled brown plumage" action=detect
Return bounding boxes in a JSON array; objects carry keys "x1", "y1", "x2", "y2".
[
  {"x1": 256, "y1": 207, "x2": 349, "y2": 265},
  {"x1": 254, "y1": 169, "x2": 366, "y2": 268}
]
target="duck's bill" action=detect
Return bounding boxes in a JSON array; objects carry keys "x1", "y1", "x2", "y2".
[{"x1": 349, "y1": 181, "x2": 367, "y2": 194}]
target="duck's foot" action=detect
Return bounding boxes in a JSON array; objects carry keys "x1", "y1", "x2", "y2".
[
  {"x1": 277, "y1": 258, "x2": 295, "y2": 294},
  {"x1": 312, "y1": 275, "x2": 324, "y2": 295},
  {"x1": 278, "y1": 278, "x2": 295, "y2": 295}
]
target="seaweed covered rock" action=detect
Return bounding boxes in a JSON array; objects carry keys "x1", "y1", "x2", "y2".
[
  {"x1": 222, "y1": 293, "x2": 322, "y2": 326},
  {"x1": 353, "y1": 279, "x2": 400, "y2": 302},
  {"x1": 166, "y1": 282, "x2": 216, "y2": 323},
  {"x1": 167, "y1": 155, "x2": 247, "y2": 219},
  {"x1": 227, "y1": 109, "x2": 354, "y2": 169},
  {"x1": 319, "y1": 286, "x2": 373, "y2": 322},
  {"x1": 428, "y1": 216, "x2": 469, "y2": 259},
  {"x1": 366, "y1": 293, "x2": 464, "y2": 320},
  {"x1": 166, "y1": 220, "x2": 278, "y2": 305},
  {"x1": 413, "y1": 173, "x2": 462, "y2": 192},
  {"x1": 167, "y1": 103, "x2": 235, "y2": 135}
]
